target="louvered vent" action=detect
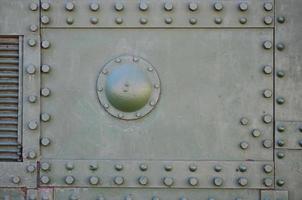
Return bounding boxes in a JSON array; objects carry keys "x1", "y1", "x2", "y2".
[{"x1": 0, "y1": 36, "x2": 21, "y2": 161}]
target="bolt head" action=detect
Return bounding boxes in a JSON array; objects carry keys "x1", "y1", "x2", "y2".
[
  {"x1": 114, "y1": 176, "x2": 124, "y2": 185},
  {"x1": 239, "y1": 2, "x2": 248, "y2": 11},
  {"x1": 139, "y1": 163, "x2": 148, "y2": 171},
  {"x1": 263, "y1": 164, "x2": 273, "y2": 173},
  {"x1": 277, "y1": 139, "x2": 285, "y2": 147},
  {"x1": 164, "y1": 2, "x2": 173, "y2": 11},
  {"x1": 90, "y1": 3, "x2": 100, "y2": 11},
  {"x1": 240, "y1": 117, "x2": 249, "y2": 126},
  {"x1": 41, "y1": 16, "x2": 50, "y2": 25},
  {"x1": 41, "y1": 2, "x2": 50, "y2": 11},
  {"x1": 90, "y1": 17, "x2": 99, "y2": 24},
  {"x1": 263, "y1": 178, "x2": 273, "y2": 187},
  {"x1": 277, "y1": 70, "x2": 285, "y2": 78},
  {"x1": 115, "y1": 2, "x2": 124, "y2": 11},
  {"x1": 264, "y1": 16, "x2": 273, "y2": 25},
  {"x1": 89, "y1": 161, "x2": 99, "y2": 170},
  {"x1": 28, "y1": 150, "x2": 37, "y2": 159},
  {"x1": 41, "y1": 64, "x2": 51, "y2": 73},
  {"x1": 277, "y1": 125, "x2": 286, "y2": 132},
  {"x1": 29, "y1": 3, "x2": 39, "y2": 11},
  {"x1": 165, "y1": 17, "x2": 173, "y2": 24},
  {"x1": 115, "y1": 17, "x2": 123, "y2": 24},
  {"x1": 263, "y1": 139, "x2": 273, "y2": 149},
  {"x1": 41, "y1": 40, "x2": 50, "y2": 49},
  {"x1": 139, "y1": 2, "x2": 149, "y2": 11},
  {"x1": 29, "y1": 24, "x2": 38, "y2": 32},
  {"x1": 263, "y1": 41, "x2": 272, "y2": 49},
  {"x1": 189, "y1": 17, "x2": 197, "y2": 25},
  {"x1": 163, "y1": 177, "x2": 174, "y2": 186},
  {"x1": 214, "y1": 2, "x2": 223, "y2": 11},
  {"x1": 238, "y1": 164, "x2": 247, "y2": 172},
  {"x1": 26, "y1": 64, "x2": 36, "y2": 74},
  {"x1": 27, "y1": 38, "x2": 37, "y2": 47},
  {"x1": 65, "y1": 161, "x2": 74, "y2": 170},
  {"x1": 164, "y1": 164, "x2": 173, "y2": 171},
  {"x1": 214, "y1": 17, "x2": 223, "y2": 24},
  {"x1": 66, "y1": 17, "x2": 74, "y2": 25},
  {"x1": 277, "y1": 16, "x2": 286, "y2": 23},
  {"x1": 263, "y1": 89, "x2": 272, "y2": 98},
  {"x1": 12, "y1": 176, "x2": 21, "y2": 184},
  {"x1": 115, "y1": 163, "x2": 124, "y2": 171},
  {"x1": 65, "y1": 2, "x2": 75, "y2": 11},
  {"x1": 26, "y1": 164, "x2": 36, "y2": 173},
  {"x1": 214, "y1": 164, "x2": 222, "y2": 172},
  {"x1": 28, "y1": 121, "x2": 38, "y2": 130},
  {"x1": 263, "y1": 114, "x2": 272, "y2": 124},
  {"x1": 188, "y1": 2, "x2": 198, "y2": 11},
  {"x1": 41, "y1": 113, "x2": 51, "y2": 122},
  {"x1": 140, "y1": 17, "x2": 148, "y2": 25},
  {"x1": 277, "y1": 43, "x2": 285, "y2": 51},
  {"x1": 264, "y1": 2, "x2": 273, "y2": 11},
  {"x1": 277, "y1": 179, "x2": 285, "y2": 186},
  {"x1": 189, "y1": 163, "x2": 198, "y2": 172},
  {"x1": 89, "y1": 176, "x2": 99, "y2": 185},
  {"x1": 40, "y1": 137, "x2": 51, "y2": 146},
  {"x1": 41, "y1": 162, "x2": 51, "y2": 171},
  {"x1": 40, "y1": 175, "x2": 50, "y2": 184},
  {"x1": 239, "y1": 17, "x2": 247, "y2": 24},
  {"x1": 41, "y1": 88, "x2": 51, "y2": 97},
  {"x1": 65, "y1": 175, "x2": 75, "y2": 185},
  {"x1": 298, "y1": 140, "x2": 302, "y2": 147},
  {"x1": 263, "y1": 65, "x2": 273, "y2": 74},
  {"x1": 238, "y1": 177, "x2": 248, "y2": 186},
  {"x1": 188, "y1": 177, "x2": 199, "y2": 186},
  {"x1": 276, "y1": 97, "x2": 285, "y2": 104},
  {"x1": 277, "y1": 152, "x2": 285, "y2": 159},
  {"x1": 213, "y1": 177, "x2": 223, "y2": 186},
  {"x1": 28, "y1": 95, "x2": 37, "y2": 103},
  {"x1": 138, "y1": 176, "x2": 148, "y2": 185}
]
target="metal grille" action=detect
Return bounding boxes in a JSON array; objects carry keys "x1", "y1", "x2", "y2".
[{"x1": 0, "y1": 36, "x2": 21, "y2": 161}]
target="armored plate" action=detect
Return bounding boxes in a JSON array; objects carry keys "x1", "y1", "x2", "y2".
[{"x1": 0, "y1": 0, "x2": 301, "y2": 199}]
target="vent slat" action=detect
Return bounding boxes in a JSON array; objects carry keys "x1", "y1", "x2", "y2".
[
  {"x1": 0, "y1": 155, "x2": 19, "y2": 161},
  {"x1": 0, "y1": 149, "x2": 18, "y2": 153},
  {"x1": 0, "y1": 106, "x2": 18, "y2": 111},
  {"x1": 0, "y1": 66, "x2": 19, "y2": 71},
  {"x1": 0, "y1": 53, "x2": 19, "y2": 58},
  {"x1": 0, "y1": 93, "x2": 18, "y2": 98},
  {"x1": 0, "y1": 142, "x2": 18, "y2": 146},
  {"x1": 0, "y1": 134, "x2": 17, "y2": 138},
  {"x1": 0, "y1": 127, "x2": 17, "y2": 132},
  {"x1": 0, "y1": 60, "x2": 19, "y2": 64},
  {"x1": 0, "y1": 99, "x2": 18, "y2": 104}
]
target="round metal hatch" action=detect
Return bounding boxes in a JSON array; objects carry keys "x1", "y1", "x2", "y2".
[{"x1": 96, "y1": 55, "x2": 161, "y2": 120}]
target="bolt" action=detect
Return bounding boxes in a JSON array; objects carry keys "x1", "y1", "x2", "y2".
[
  {"x1": 277, "y1": 43, "x2": 285, "y2": 51},
  {"x1": 277, "y1": 151, "x2": 285, "y2": 159},
  {"x1": 66, "y1": 17, "x2": 74, "y2": 25},
  {"x1": 263, "y1": 89, "x2": 272, "y2": 98},
  {"x1": 40, "y1": 137, "x2": 51, "y2": 146},
  {"x1": 12, "y1": 176, "x2": 21, "y2": 184},
  {"x1": 96, "y1": 196, "x2": 105, "y2": 200},
  {"x1": 26, "y1": 64, "x2": 36, "y2": 74},
  {"x1": 28, "y1": 121, "x2": 38, "y2": 130},
  {"x1": 138, "y1": 176, "x2": 148, "y2": 185},
  {"x1": 41, "y1": 113, "x2": 51, "y2": 122},
  {"x1": 41, "y1": 40, "x2": 50, "y2": 49},
  {"x1": 26, "y1": 164, "x2": 36, "y2": 173},
  {"x1": 213, "y1": 177, "x2": 223, "y2": 186},
  {"x1": 115, "y1": 2, "x2": 124, "y2": 11},
  {"x1": 29, "y1": 3, "x2": 38, "y2": 11},
  {"x1": 237, "y1": 177, "x2": 248, "y2": 186},
  {"x1": 27, "y1": 38, "x2": 37, "y2": 47},
  {"x1": 140, "y1": 17, "x2": 148, "y2": 25},
  {"x1": 263, "y1": 139, "x2": 273, "y2": 148},
  {"x1": 263, "y1": 114, "x2": 273, "y2": 124},
  {"x1": 189, "y1": 163, "x2": 197, "y2": 172},
  {"x1": 240, "y1": 117, "x2": 249, "y2": 126},
  {"x1": 188, "y1": 177, "x2": 199, "y2": 186},
  {"x1": 29, "y1": 24, "x2": 38, "y2": 32},
  {"x1": 41, "y1": 88, "x2": 51, "y2": 97},
  {"x1": 115, "y1": 163, "x2": 124, "y2": 171},
  {"x1": 277, "y1": 124, "x2": 286, "y2": 132},
  {"x1": 214, "y1": 17, "x2": 223, "y2": 24},
  {"x1": 89, "y1": 176, "x2": 99, "y2": 185},
  {"x1": 263, "y1": 178, "x2": 273, "y2": 187},
  {"x1": 189, "y1": 18, "x2": 197, "y2": 25},
  {"x1": 213, "y1": 2, "x2": 223, "y2": 11},
  {"x1": 90, "y1": 17, "x2": 99, "y2": 24},
  {"x1": 239, "y1": 17, "x2": 247, "y2": 24},
  {"x1": 263, "y1": 65, "x2": 273, "y2": 74},
  {"x1": 103, "y1": 104, "x2": 109, "y2": 109},
  {"x1": 299, "y1": 140, "x2": 302, "y2": 147},
  {"x1": 28, "y1": 95, "x2": 37, "y2": 103},
  {"x1": 164, "y1": 164, "x2": 173, "y2": 171},
  {"x1": 114, "y1": 176, "x2": 124, "y2": 185},
  {"x1": 41, "y1": 16, "x2": 50, "y2": 25},
  {"x1": 27, "y1": 150, "x2": 37, "y2": 159},
  {"x1": 277, "y1": 16, "x2": 286, "y2": 24},
  {"x1": 276, "y1": 179, "x2": 285, "y2": 186},
  {"x1": 152, "y1": 196, "x2": 160, "y2": 200},
  {"x1": 139, "y1": 163, "x2": 148, "y2": 171},
  {"x1": 89, "y1": 161, "x2": 99, "y2": 170},
  {"x1": 238, "y1": 164, "x2": 247, "y2": 172},
  {"x1": 239, "y1": 2, "x2": 248, "y2": 11},
  {"x1": 263, "y1": 16, "x2": 273, "y2": 25},
  {"x1": 28, "y1": 193, "x2": 37, "y2": 200},
  {"x1": 263, "y1": 164, "x2": 273, "y2": 173},
  {"x1": 188, "y1": 2, "x2": 198, "y2": 11},
  {"x1": 277, "y1": 139, "x2": 285, "y2": 147},
  {"x1": 139, "y1": 2, "x2": 149, "y2": 11},
  {"x1": 263, "y1": 2, "x2": 273, "y2": 11},
  {"x1": 154, "y1": 84, "x2": 160, "y2": 89},
  {"x1": 65, "y1": 161, "x2": 74, "y2": 170},
  {"x1": 164, "y1": 2, "x2": 173, "y2": 11},
  {"x1": 263, "y1": 41, "x2": 272, "y2": 50},
  {"x1": 65, "y1": 175, "x2": 75, "y2": 185},
  {"x1": 90, "y1": 3, "x2": 100, "y2": 11},
  {"x1": 65, "y1": 2, "x2": 75, "y2": 11},
  {"x1": 277, "y1": 70, "x2": 285, "y2": 78},
  {"x1": 69, "y1": 194, "x2": 79, "y2": 200},
  {"x1": 214, "y1": 164, "x2": 222, "y2": 172},
  {"x1": 133, "y1": 57, "x2": 139, "y2": 62},
  {"x1": 165, "y1": 17, "x2": 173, "y2": 24},
  {"x1": 40, "y1": 175, "x2": 50, "y2": 184},
  {"x1": 163, "y1": 177, "x2": 174, "y2": 186},
  {"x1": 41, "y1": 162, "x2": 51, "y2": 171},
  {"x1": 41, "y1": 2, "x2": 50, "y2": 11},
  {"x1": 115, "y1": 17, "x2": 123, "y2": 24},
  {"x1": 41, "y1": 65, "x2": 51, "y2": 73}
]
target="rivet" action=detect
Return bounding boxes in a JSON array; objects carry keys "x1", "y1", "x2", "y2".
[
  {"x1": 12, "y1": 176, "x2": 21, "y2": 184},
  {"x1": 239, "y1": 2, "x2": 248, "y2": 11},
  {"x1": 213, "y1": 2, "x2": 224, "y2": 11},
  {"x1": 164, "y1": 164, "x2": 173, "y2": 171},
  {"x1": 118, "y1": 113, "x2": 124, "y2": 118},
  {"x1": 27, "y1": 38, "x2": 37, "y2": 47},
  {"x1": 28, "y1": 121, "x2": 38, "y2": 130},
  {"x1": 213, "y1": 177, "x2": 223, "y2": 186},
  {"x1": 41, "y1": 40, "x2": 50, "y2": 49},
  {"x1": 28, "y1": 193, "x2": 37, "y2": 200},
  {"x1": 239, "y1": 17, "x2": 247, "y2": 24},
  {"x1": 298, "y1": 140, "x2": 302, "y2": 147},
  {"x1": 240, "y1": 141, "x2": 249, "y2": 150},
  {"x1": 263, "y1": 164, "x2": 273, "y2": 173},
  {"x1": 115, "y1": 17, "x2": 123, "y2": 24},
  {"x1": 263, "y1": 114, "x2": 272, "y2": 124},
  {"x1": 140, "y1": 17, "x2": 148, "y2": 25},
  {"x1": 263, "y1": 65, "x2": 273, "y2": 74},
  {"x1": 115, "y1": 163, "x2": 124, "y2": 171},
  {"x1": 28, "y1": 95, "x2": 37, "y2": 103},
  {"x1": 277, "y1": 70, "x2": 285, "y2": 78},
  {"x1": 263, "y1": 41, "x2": 272, "y2": 50},
  {"x1": 40, "y1": 137, "x2": 51, "y2": 146},
  {"x1": 89, "y1": 161, "x2": 99, "y2": 170},
  {"x1": 65, "y1": 175, "x2": 75, "y2": 185},
  {"x1": 188, "y1": 2, "x2": 198, "y2": 11},
  {"x1": 163, "y1": 177, "x2": 174, "y2": 186},
  {"x1": 188, "y1": 177, "x2": 199, "y2": 186},
  {"x1": 277, "y1": 151, "x2": 285, "y2": 159},
  {"x1": 29, "y1": 24, "x2": 38, "y2": 32},
  {"x1": 41, "y1": 162, "x2": 51, "y2": 171},
  {"x1": 89, "y1": 176, "x2": 99, "y2": 185},
  {"x1": 69, "y1": 194, "x2": 79, "y2": 200},
  {"x1": 26, "y1": 164, "x2": 36, "y2": 173},
  {"x1": 251, "y1": 129, "x2": 262, "y2": 137},
  {"x1": 149, "y1": 101, "x2": 156, "y2": 106},
  {"x1": 277, "y1": 139, "x2": 285, "y2": 147},
  {"x1": 103, "y1": 104, "x2": 109, "y2": 109},
  {"x1": 165, "y1": 17, "x2": 173, "y2": 24},
  {"x1": 139, "y1": 2, "x2": 149, "y2": 11},
  {"x1": 263, "y1": 178, "x2": 273, "y2": 187},
  {"x1": 65, "y1": 2, "x2": 75, "y2": 11},
  {"x1": 237, "y1": 177, "x2": 248, "y2": 186},
  {"x1": 124, "y1": 195, "x2": 133, "y2": 200},
  {"x1": 41, "y1": 113, "x2": 51, "y2": 122},
  {"x1": 41, "y1": 88, "x2": 51, "y2": 97},
  {"x1": 96, "y1": 196, "x2": 105, "y2": 200},
  {"x1": 152, "y1": 196, "x2": 160, "y2": 200},
  {"x1": 90, "y1": 3, "x2": 100, "y2": 11},
  {"x1": 138, "y1": 176, "x2": 148, "y2": 185},
  {"x1": 277, "y1": 16, "x2": 286, "y2": 24},
  {"x1": 240, "y1": 117, "x2": 249, "y2": 126},
  {"x1": 90, "y1": 17, "x2": 99, "y2": 24},
  {"x1": 113, "y1": 176, "x2": 124, "y2": 185},
  {"x1": 41, "y1": 64, "x2": 51, "y2": 73},
  {"x1": 189, "y1": 17, "x2": 197, "y2": 25},
  {"x1": 147, "y1": 67, "x2": 153, "y2": 72},
  {"x1": 65, "y1": 17, "x2": 74, "y2": 25},
  {"x1": 139, "y1": 163, "x2": 148, "y2": 171},
  {"x1": 189, "y1": 163, "x2": 197, "y2": 172},
  {"x1": 263, "y1": 139, "x2": 273, "y2": 148},
  {"x1": 27, "y1": 150, "x2": 37, "y2": 159},
  {"x1": 29, "y1": 3, "x2": 39, "y2": 11},
  {"x1": 276, "y1": 179, "x2": 285, "y2": 187},
  {"x1": 214, "y1": 164, "x2": 222, "y2": 172},
  {"x1": 41, "y1": 16, "x2": 50, "y2": 25},
  {"x1": 41, "y1": 2, "x2": 50, "y2": 11},
  {"x1": 277, "y1": 124, "x2": 286, "y2": 132},
  {"x1": 115, "y1": 2, "x2": 124, "y2": 11},
  {"x1": 263, "y1": 89, "x2": 272, "y2": 98},
  {"x1": 164, "y1": 2, "x2": 173, "y2": 11},
  {"x1": 263, "y1": 2, "x2": 273, "y2": 11},
  {"x1": 276, "y1": 97, "x2": 285, "y2": 105},
  {"x1": 299, "y1": 126, "x2": 302, "y2": 132},
  {"x1": 40, "y1": 175, "x2": 50, "y2": 184},
  {"x1": 263, "y1": 16, "x2": 273, "y2": 25},
  {"x1": 26, "y1": 64, "x2": 36, "y2": 74},
  {"x1": 214, "y1": 17, "x2": 223, "y2": 25},
  {"x1": 276, "y1": 43, "x2": 285, "y2": 51},
  {"x1": 238, "y1": 164, "x2": 247, "y2": 172},
  {"x1": 65, "y1": 161, "x2": 74, "y2": 170}
]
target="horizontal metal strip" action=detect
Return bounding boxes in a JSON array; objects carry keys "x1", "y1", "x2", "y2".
[
  {"x1": 0, "y1": 53, "x2": 19, "y2": 58},
  {"x1": 0, "y1": 134, "x2": 17, "y2": 138},
  {"x1": 0, "y1": 120, "x2": 18, "y2": 125},
  {"x1": 0, "y1": 86, "x2": 18, "y2": 91},
  {"x1": 0, "y1": 47, "x2": 18, "y2": 51},
  {"x1": 0, "y1": 149, "x2": 19, "y2": 153},
  {"x1": 0, "y1": 99, "x2": 18, "y2": 104},
  {"x1": 0, "y1": 106, "x2": 18, "y2": 111},
  {"x1": 0, "y1": 66, "x2": 19, "y2": 71},
  {"x1": 0, "y1": 127, "x2": 17, "y2": 132},
  {"x1": 0, "y1": 72, "x2": 18, "y2": 78},
  {"x1": 0, "y1": 93, "x2": 18, "y2": 98},
  {"x1": 0, "y1": 141, "x2": 18, "y2": 146},
  {"x1": 0, "y1": 60, "x2": 18, "y2": 64},
  {"x1": 0, "y1": 155, "x2": 19, "y2": 161}
]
